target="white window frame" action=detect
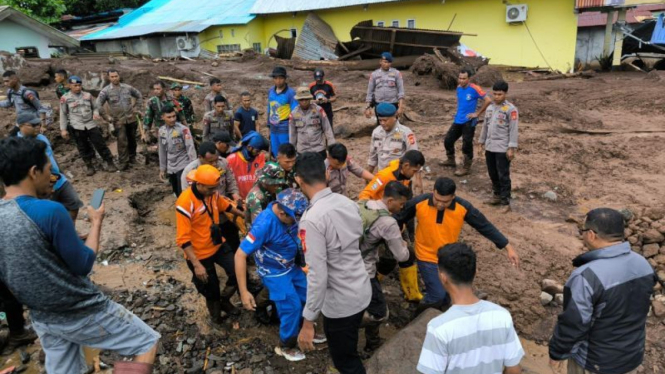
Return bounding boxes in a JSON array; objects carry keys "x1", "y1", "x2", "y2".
[
  {"x1": 407, "y1": 19, "x2": 416, "y2": 29},
  {"x1": 377, "y1": 21, "x2": 385, "y2": 27},
  {"x1": 217, "y1": 44, "x2": 241, "y2": 53},
  {"x1": 253, "y1": 42, "x2": 262, "y2": 53},
  {"x1": 391, "y1": 20, "x2": 399, "y2": 27}
]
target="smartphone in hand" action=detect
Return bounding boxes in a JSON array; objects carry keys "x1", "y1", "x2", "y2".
[{"x1": 90, "y1": 189, "x2": 105, "y2": 209}]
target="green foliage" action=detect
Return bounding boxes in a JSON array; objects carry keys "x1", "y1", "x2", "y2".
[
  {"x1": 0, "y1": 0, "x2": 66, "y2": 24},
  {"x1": 64, "y1": 0, "x2": 149, "y2": 17},
  {"x1": 595, "y1": 52, "x2": 613, "y2": 72}
]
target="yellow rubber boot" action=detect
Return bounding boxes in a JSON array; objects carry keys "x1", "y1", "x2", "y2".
[{"x1": 399, "y1": 264, "x2": 423, "y2": 302}]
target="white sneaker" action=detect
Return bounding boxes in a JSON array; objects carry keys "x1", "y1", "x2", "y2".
[
  {"x1": 313, "y1": 333, "x2": 327, "y2": 344},
  {"x1": 275, "y1": 346, "x2": 306, "y2": 362}
]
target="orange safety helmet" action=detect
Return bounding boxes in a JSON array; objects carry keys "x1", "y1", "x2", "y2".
[{"x1": 191, "y1": 164, "x2": 221, "y2": 186}]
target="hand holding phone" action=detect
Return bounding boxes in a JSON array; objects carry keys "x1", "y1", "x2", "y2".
[{"x1": 87, "y1": 189, "x2": 106, "y2": 224}]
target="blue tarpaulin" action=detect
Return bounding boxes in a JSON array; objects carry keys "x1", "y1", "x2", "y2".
[{"x1": 651, "y1": 13, "x2": 665, "y2": 45}]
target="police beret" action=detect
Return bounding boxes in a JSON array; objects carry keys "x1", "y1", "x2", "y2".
[{"x1": 376, "y1": 102, "x2": 397, "y2": 117}]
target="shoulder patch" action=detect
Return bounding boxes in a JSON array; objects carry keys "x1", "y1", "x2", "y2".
[
  {"x1": 408, "y1": 133, "x2": 416, "y2": 145},
  {"x1": 511, "y1": 111, "x2": 518, "y2": 121}
]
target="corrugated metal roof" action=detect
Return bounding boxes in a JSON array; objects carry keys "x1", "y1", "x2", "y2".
[
  {"x1": 66, "y1": 24, "x2": 114, "y2": 40},
  {"x1": 0, "y1": 6, "x2": 80, "y2": 47},
  {"x1": 293, "y1": 13, "x2": 339, "y2": 60},
  {"x1": 83, "y1": 0, "x2": 256, "y2": 40},
  {"x1": 250, "y1": 0, "x2": 404, "y2": 15},
  {"x1": 578, "y1": 4, "x2": 665, "y2": 27}
]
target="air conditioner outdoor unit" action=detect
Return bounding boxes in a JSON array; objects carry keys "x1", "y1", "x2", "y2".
[
  {"x1": 176, "y1": 36, "x2": 194, "y2": 51},
  {"x1": 506, "y1": 4, "x2": 528, "y2": 23}
]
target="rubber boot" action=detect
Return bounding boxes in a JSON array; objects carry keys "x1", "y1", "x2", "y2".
[
  {"x1": 1, "y1": 330, "x2": 38, "y2": 354},
  {"x1": 205, "y1": 299, "x2": 224, "y2": 325},
  {"x1": 220, "y1": 285, "x2": 240, "y2": 316},
  {"x1": 113, "y1": 361, "x2": 153, "y2": 373},
  {"x1": 84, "y1": 161, "x2": 96, "y2": 176},
  {"x1": 440, "y1": 154, "x2": 456, "y2": 167},
  {"x1": 105, "y1": 159, "x2": 119, "y2": 173},
  {"x1": 454, "y1": 157, "x2": 472, "y2": 176},
  {"x1": 254, "y1": 287, "x2": 272, "y2": 325},
  {"x1": 364, "y1": 324, "x2": 383, "y2": 353},
  {"x1": 484, "y1": 195, "x2": 502, "y2": 206},
  {"x1": 399, "y1": 265, "x2": 423, "y2": 302}
]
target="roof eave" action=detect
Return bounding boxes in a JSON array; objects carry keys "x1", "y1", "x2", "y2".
[{"x1": 0, "y1": 7, "x2": 80, "y2": 47}]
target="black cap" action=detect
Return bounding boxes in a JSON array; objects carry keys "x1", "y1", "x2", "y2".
[
  {"x1": 270, "y1": 66, "x2": 287, "y2": 78},
  {"x1": 314, "y1": 68, "x2": 324, "y2": 78},
  {"x1": 212, "y1": 130, "x2": 235, "y2": 145}
]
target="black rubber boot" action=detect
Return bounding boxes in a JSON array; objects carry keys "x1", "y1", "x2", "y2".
[{"x1": 205, "y1": 299, "x2": 224, "y2": 325}]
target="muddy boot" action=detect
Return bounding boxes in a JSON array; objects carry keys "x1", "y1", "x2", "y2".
[
  {"x1": 439, "y1": 154, "x2": 456, "y2": 168},
  {"x1": 84, "y1": 161, "x2": 96, "y2": 177},
  {"x1": 119, "y1": 162, "x2": 129, "y2": 171},
  {"x1": 498, "y1": 202, "x2": 512, "y2": 213},
  {"x1": 105, "y1": 160, "x2": 119, "y2": 173},
  {"x1": 1, "y1": 330, "x2": 38, "y2": 355},
  {"x1": 220, "y1": 285, "x2": 240, "y2": 316},
  {"x1": 484, "y1": 195, "x2": 502, "y2": 206},
  {"x1": 205, "y1": 299, "x2": 224, "y2": 325},
  {"x1": 364, "y1": 324, "x2": 383, "y2": 353},
  {"x1": 113, "y1": 362, "x2": 153, "y2": 374},
  {"x1": 454, "y1": 157, "x2": 472, "y2": 176}
]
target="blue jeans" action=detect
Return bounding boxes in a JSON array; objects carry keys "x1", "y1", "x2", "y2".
[
  {"x1": 32, "y1": 300, "x2": 160, "y2": 374},
  {"x1": 417, "y1": 260, "x2": 449, "y2": 305},
  {"x1": 262, "y1": 267, "x2": 307, "y2": 347}
]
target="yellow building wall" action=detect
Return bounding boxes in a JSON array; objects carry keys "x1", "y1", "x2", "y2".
[
  {"x1": 257, "y1": 0, "x2": 578, "y2": 71},
  {"x1": 199, "y1": 17, "x2": 265, "y2": 53}
]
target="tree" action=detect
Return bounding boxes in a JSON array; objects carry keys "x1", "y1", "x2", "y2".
[
  {"x1": 0, "y1": 0, "x2": 66, "y2": 24},
  {"x1": 64, "y1": 0, "x2": 148, "y2": 17}
]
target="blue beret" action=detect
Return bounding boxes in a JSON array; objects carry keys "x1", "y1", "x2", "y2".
[
  {"x1": 381, "y1": 52, "x2": 393, "y2": 62},
  {"x1": 68, "y1": 76, "x2": 82, "y2": 84},
  {"x1": 376, "y1": 102, "x2": 397, "y2": 117}
]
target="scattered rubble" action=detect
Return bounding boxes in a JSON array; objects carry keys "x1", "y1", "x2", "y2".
[{"x1": 540, "y1": 292, "x2": 554, "y2": 306}]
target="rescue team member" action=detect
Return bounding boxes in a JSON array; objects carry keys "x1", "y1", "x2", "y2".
[
  {"x1": 17, "y1": 112, "x2": 84, "y2": 223},
  {"x1": 227, "y1": 131, "x2": 269, "y2": 198},
  {"x1": 442, "y1": 68, "x2": 492, "y2": 177},
  {"x1": 171, "y1": 83, "x2": 195, "y2": 126},
  {"x1": 367, "y1": 102, "x2": 422, "y2": 195},
  {"x1": 267, "y1": 66, "x2": 297, "y2": 158},
  {"x1": 394, "y1": 177, "x2": 519, "y2": 313},
  {"x1": 549, "y1": 208, "x2": 655, "y2": 374},
  {"x1": 213, "y1": 131, "x2": 235, "y2": 158},
  {"x1": 204, "y1": 77, "x2": 229, "y2": 113},
  {"x1": 234, "y1": 92, "x2": 261, "y2": 136},
  {"x1": 364, "y1": 52, "x2": 404, "y2": 118},
  {"x1": 478, "y1": 80, "x2": 519, "y2": 212},
  {"x1": 308, "y1": 68, "x2": 337, "y2": 129},
  {"x1": 289, "y1": 87, "x2": 336, "y2": 159},
  {"x1": 175, "y1": 165, "x2": 245, "y2": 325},
  {"x1": 1, "y1": 70, "x2": 50, "y2": 136},
  {"x1": 236, "y1": 189, "x2": 321, "y2": 362},
  {"x1": 326, "y1": 143, "x2": 374, "y2": 197},
  {"x1": 296, "y1": 152, "x2": 371, "y2": 374},
  {"x1": 95, "y1": 69, "x2": 144, "y2": 170},
  {"x1": 359, "y1": 150, "x2": 424, "y2": 201},
  {"x1": 54, "y1": 69, "x2": 69, "y2": 99},
  {"x1": 0, "y1": 137, "x2": 160, "y2": 374},
  {"x1": 143, "y1": 81, "x2": 185, "y2": 138},
  {"x1": 157, "y1": 106, "x2": 197, "y2": 197},
  {"x1": 60, "y1": 76, "x2": 118, "y2": 176},
  {"x1": 180, "y1": 141, "x2": 240, "y2": 203},
  {"x1": 359, "y1": 181, "x2": 412, "y2": 353},
  {"x1": 203, "y1": 95, "x2": 240, "y2": 142}
]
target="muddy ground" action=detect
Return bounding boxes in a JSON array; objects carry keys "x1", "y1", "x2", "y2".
[{"x1": 1, "y1": 54, "x2": 664, "y2": 373}]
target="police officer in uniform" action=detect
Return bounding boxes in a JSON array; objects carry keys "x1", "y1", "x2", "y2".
[
  {"x1": 203, "y1": 95, "x2": 240, "y2": 142},
  {"x1": 289, "y1": 87, "x2": 335, "y2": 159},
  {"x1": 1, "y1": 70, "x2": 50, "y2": 136},
  {"x1": 158, "y1": 106, "x2": 197, "y2": 197},
  {"x1": 364, "y1": 52, "x2": 405, "y2": 118}
]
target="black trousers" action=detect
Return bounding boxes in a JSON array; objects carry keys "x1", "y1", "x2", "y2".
[
  {"x1": 444, "y1": 121, "x2": 476, "y2": 160},
  {"x1": 168, "y1": 170, "x2": 184, "y2": 197},
  {"x1": 220, "y1": 218, "x2": 240, "y2": 251},
  {"x1": 116, "y1": 122, "x2": 138, "y2": 165},
  {"x1": 485, "y1": 151, "x2": 511, "y2": 204},
  {"x1": 324, "y1": 310, "x2": 366, "y2": 374},
  {"x1": 72, "y1": 127, "x2": 114, "y2": 164},
  {"x1": 186, "y1": 243, "x2": 237, "y2": 302},
  {"x1": 366, "y1": 277, "x2": 387, "y2": 319},
  {"x1": 0, "y1": 280, "x2": 25, "y2": 335}
]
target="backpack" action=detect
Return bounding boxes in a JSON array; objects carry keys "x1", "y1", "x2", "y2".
[{"x1": 357, "y1": 199, "x2": 391, "y2": 253}]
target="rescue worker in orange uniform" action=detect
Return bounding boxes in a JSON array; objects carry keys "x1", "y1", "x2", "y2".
[{"x1": 359, "y1": 150, "x2": 424, "y2": 201}]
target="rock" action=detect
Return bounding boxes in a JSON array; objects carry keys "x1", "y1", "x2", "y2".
[
  {"x1": 239, "y1": 369, "x2": 252, "y2": 374},
  {"x1": 543, "y1": 191, "x2": 557, "y2": 202},
  {"x1": 645, "y1": 207, "x2": 665, "y2": 221},
  {"x1": 643, "y1": 229, "x2": 665, "y2": 244},
  {"x1": 212, "y1": 61, "x2": 219, "y2": 67},
  {"x1": 208, "y1": 371, "x2": 223, "y2": 374},
  {"x1": 628, "y1": 236, "x2": 639, "y2": 245},
  {"x1": 249, "y1": 354, "x2": 266, "y2": 364},
  {"x1": 554, "y1": 293, "x2": 564, "y2": 306},
  {"x1": 657, "y1": 270, "x2": 665, "y2": 283},
  {"x1": 643, "y1": 244, "x2": 660, "y2": 258},
  {"x1": 365, "y1": 308, "x2": 442, "y2": 374},
  {"x1": 652, "y1": 297, "x2": 665, "y2": 318},
  {"x1": 624, "y1": 228, "x2": 633, "y2": 237},
  {"x1": 619, "y1": 208, "x2": 634, "y2": 222},
  {"x1": 471, "y1": 65, "x2": 504, "y2": 87},
  {"x1": 541, "y1": 279, "x2": 564, "y2": 296},
  {"x1": 540, "y1": 292, "x2": 554, "y2": 306},
  {"x1": 653, "y1": 254, "x2": 665, "y2": 265}
]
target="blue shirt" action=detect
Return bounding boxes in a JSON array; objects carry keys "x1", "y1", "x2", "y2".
[
  {"x1": 267, "y1": 85, "x2": 297, "y2": 131},
  {"x1": 17, "y1": 133, "x2": 67, "y2": 191},
  {"x1": 234, "y1": 107, "x2": 259, "y2": 136},
  {"x1": 454, "y1": 84, "x2": 486, "y2": 125},
  {"x1": 15, "y1": 196, "x2": 95, "y2": 276},
  {"x1": 240, "y1": 202, "x2": 300, "y2": 277}
]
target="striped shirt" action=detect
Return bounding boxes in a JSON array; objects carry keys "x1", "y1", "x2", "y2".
[{"x1": 417, "y1": 300, "x2": 524, "y2": 374}]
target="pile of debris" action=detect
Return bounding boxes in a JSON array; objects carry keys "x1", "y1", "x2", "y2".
[{"x1": 411, "y1": 48, "x2": 501, "y2": 89}]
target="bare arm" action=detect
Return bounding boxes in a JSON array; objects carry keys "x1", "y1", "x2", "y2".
[{"x1": 504, "y1": 365, "x2": 521, "y2": 374}]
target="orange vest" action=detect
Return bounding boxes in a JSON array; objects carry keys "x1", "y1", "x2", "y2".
[
  {"x1": 176, "y1": 186, "x2": 231, "y2": 260},
  {"x1": 227, "y1": 151, "x2": 266, "y2": 199},
  {"x1": 413, "y1": 197, "x2": 468, "y2": 263},
  {"x1": 358, "y1": 159, "x2": 410, "y2": 200}
]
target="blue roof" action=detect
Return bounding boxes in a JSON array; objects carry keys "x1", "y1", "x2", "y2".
[{"x1": 83, "y1": 0, "x2": 256, "y2": 40}]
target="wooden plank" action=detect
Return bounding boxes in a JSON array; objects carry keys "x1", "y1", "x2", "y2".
[
  {"x1": 352, "y1": 25, "x2": 476, "y2": 37},
  {"x1": 338, "y1": 46, "x2": 371, "y2": 61},
  {"x1": 339, "y1": 41, "x2": 350, "y2": 54},
  {"x1": 361, "y1": 39, "x2": 453, "y2": 49},
  {"x1": 389, "y1": 29, "x2": 396, "y2": 54},
  {"x1": 157, "y1": 76, "x2": 206, "y2": 86},
  {"x1": 433, "y1": 48, "x2": 447, "y2": 63},
  {"x1": 290, "y1": 55, "x2": 419, "y2": 71}
]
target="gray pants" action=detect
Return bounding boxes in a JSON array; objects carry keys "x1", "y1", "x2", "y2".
[{"x1": 568, "y1": 360, "x2": 637, "y2": 374}]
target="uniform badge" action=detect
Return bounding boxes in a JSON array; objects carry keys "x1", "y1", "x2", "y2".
[
  {"x1": 393, "y1": 132, "x2": 402, "y2": 140},
  {"x1": 511, "y1": 111, "x2": 518, "y2": 121},
  {"x1": 171, "y1": 130, "x2": 179, "y2": 137},
  {"x1": 501, "y1": 105, "x2": 509, "y2": 111},
  {"x1": 408, "y1": 134, "x2": 416, "y2": 145},
  {"x1": 298, "y1": 229, "x2": 307, "y2": 253}
]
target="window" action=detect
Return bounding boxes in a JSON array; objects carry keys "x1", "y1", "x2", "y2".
[
  {"x1": 407, "y1": 19, "x2": 415, "y2": 29},
  {"x1": 16, "y1": 47, "x2": 39, "y2": 58},
  {"x1": 377, "y1": 21, "x2": 385, "y2": 27},
  {"x1": 217, "y1": 44, "x2": 241, "y2": 53},
  {"x1": 253, "y1": 42, "x2": 262, "y2": 53},
  {"x1": 391, "y1": 20, "x2": 399, "y2": 27},
  {"x1": 290, "y1": 28, "x2": 298, "y2": 38}
]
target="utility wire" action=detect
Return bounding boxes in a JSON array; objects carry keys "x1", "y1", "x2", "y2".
[{"x1": 523, "y1": 20, "x2": 554, "y2": 71}]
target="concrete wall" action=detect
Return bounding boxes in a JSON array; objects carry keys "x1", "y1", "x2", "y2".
[
  {"x1": 576, "y1": 27, "x2": 617, "y2": 66},
  {"x1": 199, "y1": 18, "x2": 265, "y2": 53},
  {"x1": 94, "y1": 35, "x2": 201, "y2": 58},
  {"x1": 256, "y1": 0, "x2": 578, "y2": 71},
  {"x1": 0, "y1": 19, "x2": 52, "y2": 58}
]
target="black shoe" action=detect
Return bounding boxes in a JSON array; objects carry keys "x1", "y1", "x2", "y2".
[
  {"x1": 85, "y1": 165, "x2": 96, "y2": 176},
  {"x1": 106, "y1": 162, "x2": 119, "y2": 172},
  {"x1": 220, "y1": 298, "x2": 240, "y2": 316},
  {"x1": 2, "y1": 330, "x2": 38, "y2": 355},
  {"x1": 255, "y1": 306, "x2": 271, "y2": 325},
  {"x1": 205, "y1": 300, "x2": 224, "y2": 325}
]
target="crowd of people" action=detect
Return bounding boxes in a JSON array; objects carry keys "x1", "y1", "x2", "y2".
[{"x1": 0, "y1": 50, "x2": 658, "y2": 374}]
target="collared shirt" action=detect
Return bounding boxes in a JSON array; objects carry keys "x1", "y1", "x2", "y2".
[
  {"x1": 454, "y1": 84, "x2": 486, "y2": 124},
  {"x1": 179, "y1": 158, "x2": 239, "y2": 197},
  {"x1": 360, "y1": 200, "x2": 409, "y2": 278},
  {"x1": 96, "y1": 83, "x2": 143, "y2": 125},
  {"x1": 395, "y1": 194, "x2": 508, "y2": 264},
  {"x1": 240, "y1": 202, "x2": 300, "y2": 278},
  {"x1": 226, "y1": 151, "x2": 267, "y2": 199},
  {"x1": 202, "y1": 110, "x2": 234, "y2": 141},
  {"x1": 359, "y1": 159, "x2": 411, "y2": 201},
  {"x1": 479, "y1": 101, "x2": 519, "y2": 153},
  {"x1": 59, "y1": 91, "x2": 98, "y2": 131},
  {"x1": 204, "y1": 91, "x2": 230, "y2": 113},
  {"x1": 288, "y1": 103, "x2": 335, "y2": 153},
  {"x1": 365, "y1": 67, "x2": 404, "y2": 104},
  {"x1": 0, "y1": 86, "x2": 47, "y2": 124},
  {"x1": 368, "y1": 121, "x2": 418, "y2": 169},
  {"x1": 299, "y1": 188, "x2": 371, "y2": 320},
  {"x1": 143, "y1": 94, "x2": 185, "y2": 129},
  {"x1": 267, "y1": 85, "x2": 297, "y2": 132},
  {"x1": 157, "y1": 123, "x2": 197, "y2": 173},
  {"x1": 325, "y1": 157, "x2": 366, "y2": 196}
]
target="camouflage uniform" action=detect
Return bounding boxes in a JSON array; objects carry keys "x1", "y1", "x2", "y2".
[
  {"x1": 96, "y1": 83, "x2": 143, "y2": 167},
  {"x1": 55, "y1": 83, "x2": 69, "y2": 99},
  {"x1": 143, "y1": 94, "x2": 185, "y2": 130},
  {"x1": 176, "y1": 95, "x2": 195, "y2": 124},
  {"x1": 245, "y1": 161, "x2": 290, "y2": 230}
]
